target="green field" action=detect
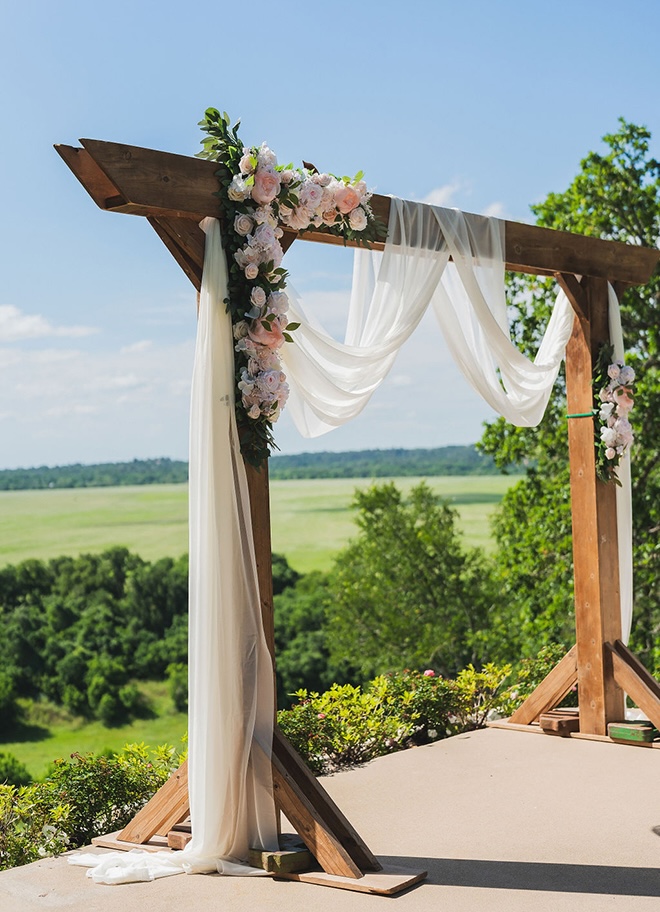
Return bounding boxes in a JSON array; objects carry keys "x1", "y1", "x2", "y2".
[
  {"x1": 0, "y1": 476, "x2": 517, "y2": 572},
  {"x1": 3, "y1": 683, "x2": 187, "y2": 780}
]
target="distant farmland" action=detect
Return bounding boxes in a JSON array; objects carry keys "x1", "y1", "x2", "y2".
[{"x1": 0, "y1": 475, "x2": 517, "y2": 572}]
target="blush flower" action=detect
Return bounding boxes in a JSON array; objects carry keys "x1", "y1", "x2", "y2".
[
  {"x1": 334, "y1": 185, "x2": 361, "y2": 214},
  {"x1": 252, "y1": 168, "x2": 281, "y2": 206}
]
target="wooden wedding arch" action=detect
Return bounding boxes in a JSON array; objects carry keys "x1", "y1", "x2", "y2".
[{"x1": 56, "y1": 137, "x2": 660, "y2": 894}]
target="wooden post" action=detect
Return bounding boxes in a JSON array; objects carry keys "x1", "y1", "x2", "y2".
[
  {"x1": 565, "y1": 276, "x2": 625, "y2": 735},
  {"x1": 244, "y1": 459, "x2": 276, "y2": 666}
]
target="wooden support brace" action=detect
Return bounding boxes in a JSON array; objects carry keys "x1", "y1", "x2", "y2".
[
  {"x1": 118, "y1": 760, "x2": 189, "y2": 843},
  {"x1": 607, "y1": 640, "x2": 660, "y2": 731},
  {"x1": 508, "y1": 645, "x2": 578, "y2": 725}
]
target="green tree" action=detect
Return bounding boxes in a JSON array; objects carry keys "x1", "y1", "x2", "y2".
[
  {"x1": 326, "y1": 482, "x2": 498, "y2": 678},
  {"x1": 479, "y1": 119, "x2": 660, "y2": 665}
]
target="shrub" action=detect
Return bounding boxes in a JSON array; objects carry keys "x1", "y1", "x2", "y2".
[
  {"x1": 0, "y1": 782, "x2": 71, "y2": 870},
  {"x1": 0, "y1": 753, "x2": 31, "y2": 787},
  {"x1": 277, "y1": 664, "x2": 513, "y2": 774},
  {"x1": 43, "y1": 743, "x2": 180, "y2": 847},
  {"x1": 167, "y1": 662, "x2": 188, "y2": 712}
]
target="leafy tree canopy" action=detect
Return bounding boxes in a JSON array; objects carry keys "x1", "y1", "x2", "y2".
[{"x1": 479, "y1": 119, "x2": 660, "y2": 666}]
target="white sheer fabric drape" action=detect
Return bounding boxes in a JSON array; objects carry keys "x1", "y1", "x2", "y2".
[
  {"x1": 282, "y1": 197, "x2": 633, "y2": 645},
  {"x1": 284, "y1": 197, "x2": 574, "y2": 437},
  {"x1": 70, "y1": 218, "x2": 278, "y2": 884}
]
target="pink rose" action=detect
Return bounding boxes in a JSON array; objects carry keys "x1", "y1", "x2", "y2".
[
  {"x1": 245, "y1": 263, "x2": 259, "y2": 280},
  {"x1": 616, "y1": 390, "x2": 634, "y2": 413},
  {"x1": 252, "y1": 168, "x2": 281, "y2": 206},
  {"x1": 334, "y1": 185, "x2": 361, "y2": 214},
  {"x1": 248, "y1": 319, "x2": 285, "y2": 350},
  {"x1": 423, "y1": 669, "x2": 435, "y2": 677}
]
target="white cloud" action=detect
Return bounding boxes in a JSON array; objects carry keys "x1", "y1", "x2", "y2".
[
  {"x1": 482, "y1": 201, "x2": 507, "y2": 218},
  {"x1": 0, "y1": 305, "x2": 98, "y2": 342},
  {"x1": 120, "y1": 340, "x2": 153, "y2": 354},
  {"x1": 421, "y1": 182, "x2": 465, "y2": 207}
]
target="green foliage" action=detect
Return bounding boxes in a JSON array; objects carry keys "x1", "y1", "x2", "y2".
[
  {"x1": 167, "y1": 663, "x2": 188, "y2": 713},
  {"x1": 479, "y1": 119, "x2": 660, "y2": 665},
  {"x1": 0, "y1": 742, "x2": 184, "y2": 872},
  {"x1": 0, "y1": 782, "x2": 71, "y2": 870},
  {"x1": 274, "y1": 571, "x2": 354, "y2": 708},
  {"x1": 43, "y1": 743, "x2": 180, "y2": 847},
  {"x1": 269, "y1": 446, "x2": 505, "y2": 479},
  {"x1": 326, "y1": 482, "x2": 498, "y2": 678},
  {"x1": 277, "y1": 664, "x2": 512, "y2": 775},
  {"x1": 0, "y1": 753, "x2": 31, "y2": 787}
]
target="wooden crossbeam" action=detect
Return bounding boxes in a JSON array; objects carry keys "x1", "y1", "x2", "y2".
[{"x1": 54, "y1": 139, "x2": 660, "y2": 285}]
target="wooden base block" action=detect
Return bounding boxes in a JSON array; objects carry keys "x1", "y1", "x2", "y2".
[
  {"x1": 539, "y1": 709, "x2": 580, "y2": 736},
  {"x1": 249, "y1": 833, "x2": 313, "y2": 874},
  {"x1": 608, "y1": 721, "x2": 658, "y2": 743},
  {"x1": 91, "y1": 830, "x2": 171, "y2": 853},
  {"x1": 275, "y1": 862, "x2": 427, "y2": 895}
]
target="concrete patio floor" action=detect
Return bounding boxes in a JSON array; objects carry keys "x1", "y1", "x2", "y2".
[{"x1": 2, "y1": 727, "x2": 659, "y2": 911}]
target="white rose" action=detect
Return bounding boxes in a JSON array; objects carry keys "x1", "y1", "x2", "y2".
[
  {"x1": 234, "y1": 213, "x2": 254, "y2": 236},
  {"x1": 280, "y1": 169, "x2": 296, "y2": 185},
  {"x1": 233, "y1": 320, "x2": 249, "y2": 340},
  {"x1": 245, "y1": 263, "x2": 259, "y2": 280},
  {"x1": 600, "y1": 426, "x2": 618, "y2": 447},
  {"x1": 349, "y1": 206, "x2": 368, "y2": 231},
  {"x1": 619, "y1": 365, "x2": 635, "y2": 385},
  {"x1": 313, "y1": 173, "x2": 332, "y2": 187},
  {"x1": 253, "y1": 223, "x2": 277, "y2": 250},
  {"x1": 239, "y1": 149, "x2": 255, "y2": 174},
  {"x1": 247, "y1": 403, "x2": 261, "y2": 419},
  {"x1": 605, "y1": 447, "x2": 616, "y2": 459},
  {"x1": 300, "y1": 180, "x2": 324, "y2": 211},
  {"x1": 257, "y1": 142, "x2": 277, "y2": 168},
  {"x1": 284, "y1": 207, "x2": 312, "y2": 231},
  {"x1": 251, "y1": 286, "x2": 267, "y2": 307},
  {"x1": 268, "y1": 291, "x2": 289, "y2": 315},
  {"x1": 227, "y1": 174, "x2": 249, "y2": 201},
  {"x1": 607, "y1": 363, "x2": 621, "y2": 380}
]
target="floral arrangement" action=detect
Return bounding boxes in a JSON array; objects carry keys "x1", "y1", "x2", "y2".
[
  {"x1": 594, "y1": 343, "x2": 635, "y2": 484},
  {"x1": 197, "y1": 109, "x2": 386, "y2": 465}
]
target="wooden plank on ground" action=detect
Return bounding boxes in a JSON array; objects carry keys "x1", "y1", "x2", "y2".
[
  {"x1": 508, "y1": 645, "x2": 578, "y2": 724},
  {"x1": 276, "y1": 863, "x2": 427, "y2": 895}
]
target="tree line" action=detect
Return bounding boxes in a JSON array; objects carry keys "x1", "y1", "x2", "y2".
[{"x1": 0, "y1": 446, "x2": 506, "y2": 491}]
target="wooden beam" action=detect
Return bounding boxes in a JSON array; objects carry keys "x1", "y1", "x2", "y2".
[
  {"x1": 607, "y1": 640, "x2": 660, "y2": 731},
  {"x1": 118, "y1": 760, "x2": 189, "y2": 844},
  {"x1": 271, "y1": 728, "x2": 381, "y2": 877},
  {"x1": 508, "y1": 645, "x2": 578, "y2": 725},
  {"x1": 148, "y1": 216, "x2": 205, "y2": 290},
  {"x1": 555, "y1": 272, "x2": 588, "y2": 321},
  {"x1": 55, "y1": 140, "x2": 660, "y2": 285},
  {"x1": 244, "y1": 460, "x2": 276, "y2": 667},
  {"x1": 565, "y1": 277, "x2": 625, "y2": 735}
]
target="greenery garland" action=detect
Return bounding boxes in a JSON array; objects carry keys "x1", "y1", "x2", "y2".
[{"x1": 197, "y1": 109, "x2": 387, "y2": 466}]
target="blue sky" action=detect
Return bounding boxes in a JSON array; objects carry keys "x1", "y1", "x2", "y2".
[{"x1": 1, "y1": 0, "x2": 659, "y2": 469}]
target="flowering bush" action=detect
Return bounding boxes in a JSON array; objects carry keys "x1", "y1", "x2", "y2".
[
  {"x1": 277, "y1": 664, "x2": 513, "y2": 775},
  {"x1": 594, "y1": 343, "x2": 635, "y2": 484},
  {"x1": 197, "y1": 109, "x2": 386, "y2": 465}
]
